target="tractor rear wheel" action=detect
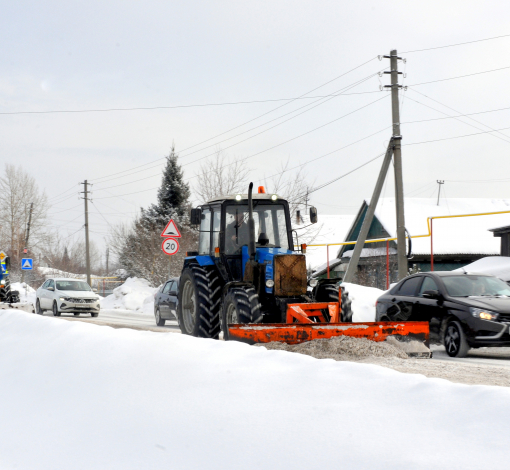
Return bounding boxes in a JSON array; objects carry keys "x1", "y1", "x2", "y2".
[
  {"x1": 317, "y1": 284, "x2": 352, "y2": 322},
  {"x1": 207, "y1": 268, "x2": 222, "y2": 340},
  {"x1": 221, "y1": 287, "x2": 262, "y2": 340},
  {"x1": 177, "y1": 264, "x2": 217, "y2": 338}
]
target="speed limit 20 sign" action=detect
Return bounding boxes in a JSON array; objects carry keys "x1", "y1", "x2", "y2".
[
  {"x1": 162, "y1": 237, "x2": 179, "y2": 255},
  {"x1": 161, "y1": 219, "x2": 181, "y2": 255}
]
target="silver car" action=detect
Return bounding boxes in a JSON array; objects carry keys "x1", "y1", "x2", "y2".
[{"x1": 36, "y1": 278, "x2": 100, "y2": 317}]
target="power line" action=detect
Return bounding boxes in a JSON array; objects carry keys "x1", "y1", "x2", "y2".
[
  {"x1": 405, "y1": 124, "x2": 510, "y2": 146},
  {"x1": 92, "y1": 68, "x2": 386, "y2": 185},
  {"x1": 402, "y1": 33, "x2": 510, "y2": 54},
  {"x1": 48, "y1": 183, "x2": 80, "y2": 202},
  {"x1": 307, "y1": 150, "x2": 387, "y2": 195},
  {"x1": 90, "y1": 201, "x2": 115, "y2": 230},
  {"x1": 402, "y1": 102, "x2": 510, "y2": 126},
  {"x1": 408, "y1": 89, "x2": 510, "y2": 143},
  {"x1": 47, "y1": 203, "x2": 83, "y2": 215},
  {"x1": 261, "y1": 125, "x2": 390, "y2": 182},
  {"x1": 93, "y1": 95, "x2": 389, "y2": 199},
  {"x1": 0, "y1": 92, "x2": 381, "y2": 117},
  {"x1": 94, "y1": 93, "x2": 389, "y2": 193},
  {"x1": 408, "y1": 65, "x2": 510, "y2": 87}
]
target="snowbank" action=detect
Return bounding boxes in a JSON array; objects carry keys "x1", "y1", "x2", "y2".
[
  {"x1": 100, "y1": 277, "x2": 157, "y2": 315},
  {"x1": 10, "y1": 282, "x2": 36, "y2": 305},
  {"x1": 342, "y1": 282, "x2": 384, "y2": 322},
  {"x1": 454, "y1": 256, "x2": 510, "y2": 281},
  {"x1": 1, "y1": 310, "x2": 510, "y2": 470}
]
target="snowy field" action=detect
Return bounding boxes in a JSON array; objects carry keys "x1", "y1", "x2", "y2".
[{"x1": 1, "y1": 310, "x2": 510, "y2": 470}]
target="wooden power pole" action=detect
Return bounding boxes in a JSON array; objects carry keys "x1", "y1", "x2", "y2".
[
  {"x1": 81, "y1": 180, "x2": 92, "y2": 286},
  {"x1": 386, "y1": 49, "x2": 407, "y2": 280}
]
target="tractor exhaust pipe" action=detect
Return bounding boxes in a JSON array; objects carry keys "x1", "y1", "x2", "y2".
[{"x1": 248, "y1": 182, "x2": 256, "y2": 262}]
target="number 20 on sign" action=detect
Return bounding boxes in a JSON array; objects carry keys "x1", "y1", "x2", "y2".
[{"x1": 162, "y1": 237, "x2": 179, "y2": 255}]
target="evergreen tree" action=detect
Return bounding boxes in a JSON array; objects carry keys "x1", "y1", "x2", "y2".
[{"x1": 140, "y1": 146, "x2": 190, "y2": 228}]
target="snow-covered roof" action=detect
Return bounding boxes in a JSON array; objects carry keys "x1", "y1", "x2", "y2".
[
  {"x1": 453, "y1": 256, "x2": 510, "y2": 281},
  {"x1": 366, "y1": 198, "x2": 510, "y2": 256},
  {"x1": 294, "y1": 214, "x2": 355, "y2": 271}
]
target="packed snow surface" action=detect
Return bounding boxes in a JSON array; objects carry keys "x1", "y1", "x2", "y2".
[
  {"x1": 100, "y1": 277, "x2": 156, "y2": 315},
  {"x1": 342, "y1": 282, "x2": 384, "y2": 322},
  {"x1": 259, "y1": 335, "x2": 409, "y2": 360},
  {"x1": 2, "y1": 310, "x2": 510, "y2": 470}
]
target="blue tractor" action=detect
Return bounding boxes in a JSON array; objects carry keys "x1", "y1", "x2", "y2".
[{"x1": 176, "y1": 183, "x2": 352, "y2": 340}]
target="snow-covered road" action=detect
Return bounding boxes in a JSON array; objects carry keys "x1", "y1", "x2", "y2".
[{"x1": 40, "y1": 309, "x2": 181, "y2": 333}]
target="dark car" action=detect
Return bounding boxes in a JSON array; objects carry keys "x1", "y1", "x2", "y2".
[
  {"x1": 154, "y1": 278, "x2": 179, "y2": 326},
  {"x1": 376, "y1": 271, "x2": 510, "y2": 357}
]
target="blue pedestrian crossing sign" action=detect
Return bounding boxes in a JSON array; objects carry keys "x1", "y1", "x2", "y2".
[{"x1": 21, "y1": 258, "x2": 33, "y2": 270}]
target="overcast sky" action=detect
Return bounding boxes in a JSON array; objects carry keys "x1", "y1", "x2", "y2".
[{"x1": 2, "y1": 0, "x2": 510, "y2": 256}]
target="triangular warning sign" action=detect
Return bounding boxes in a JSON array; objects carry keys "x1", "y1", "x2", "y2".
[
  {"x1": 22, "y1": 259, "x2": 31, "y2": 268},
  {"x1": 161, "y1": 219, "x2": 181, "y2": 238}
]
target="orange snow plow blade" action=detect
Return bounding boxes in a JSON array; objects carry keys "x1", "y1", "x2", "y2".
[
  {"x1": 228, "y1": 321, "x2": 430, "y2": 346},
  {"x1": 228, "y1": 301, "x2": 431, "y2": 357}
]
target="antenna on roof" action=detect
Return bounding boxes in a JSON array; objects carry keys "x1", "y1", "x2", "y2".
[{"x1": 436, "y1": 180, "x2": 444, "y2": 206}]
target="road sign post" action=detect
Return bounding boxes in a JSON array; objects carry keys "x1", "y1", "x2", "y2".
[
  {"x1": 161, "y1": 238, "x2": 180, "y2": 256},
  {"x1": 161, "y1": 220, "x2": 182, "y2": 238},
  {"x1": 161, "y1": 219, "x2": 181, "y2": 278},
  {"x1": 21, "y1": 258, "x2": 33, "y2": 270}
]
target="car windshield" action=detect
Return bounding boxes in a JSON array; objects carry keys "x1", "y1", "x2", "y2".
[
  {"x1": 442, "y1": 275, "x2": 510, "y2": 297},
  {"x1": 55, "y1": 280, "x2": 92, "y2": 291},
  {"x1": 225, "y1": 203, "x2": 290, "y2": 254}
]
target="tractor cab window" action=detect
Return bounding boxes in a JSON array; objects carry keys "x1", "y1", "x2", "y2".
[
  {"x1": 225, "y1": 203, "x2": 290, "y2": 255},
  {"x1": 199, "y1": 208, "x2": 211, "y2": 255},
  {"x1": 212, "y1": 209, "x2": 221, "y2": 252}
]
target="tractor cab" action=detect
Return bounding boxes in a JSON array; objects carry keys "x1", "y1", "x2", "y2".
[{"x1": 191, "y1": 189, "x2": 295, "y2": 283}]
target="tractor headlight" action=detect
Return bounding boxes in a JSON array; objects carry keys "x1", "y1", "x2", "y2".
[
  {"x1": 235, "y1": 194, "x2": 242, "y2": 201},
  {"x1": 309, "y1": 279, "x2": 318, "y2": 287},
  {"x1": 271, "y1": 194, "x2": 278, "y2": 201},
  {"x1": 266, "y1": 280, "x2": 274, "y2": 288},
  {"x1": 470, "y1": 307, "x2": 498, "y2": 321}
]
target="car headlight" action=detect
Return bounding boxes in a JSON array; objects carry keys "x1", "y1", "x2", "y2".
[
  {"x1": 309, "y1": 279, "x2": 318, "y2": 287},
  {"x1": 470, "y1": 307, "x2": 499, "y2": 321},
  {"x1": 60, "y1": 297, "x2": 73, "y2": 302},
  {"x1": 266, "y1": 280, "x2": 274, "y2": 288}
]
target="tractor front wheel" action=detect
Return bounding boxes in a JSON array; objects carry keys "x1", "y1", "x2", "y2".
[
  {"x1": 317, "y1": 284, "x2": 353, "y2": 322},
  {"x1": 221, "y1": 287, "x2": 262, "y2": 340},
  {"x1": 177, "y1": 265, "x2": 215, "y2": 338}
]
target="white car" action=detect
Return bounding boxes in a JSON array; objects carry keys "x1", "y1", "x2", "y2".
[{"x1": 36, "y1": 278, "x2": 100, "y2": 317}]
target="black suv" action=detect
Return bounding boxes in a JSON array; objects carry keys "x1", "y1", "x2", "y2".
[
  {"x1": 376, "y1": 271, "x2": 510, "y2": 357},
  {"x1": 154, "y1": 278, "x2": 179, "y2": 326}
]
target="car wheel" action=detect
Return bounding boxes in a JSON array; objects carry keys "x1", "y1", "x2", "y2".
[
  {"x1": 36, "y1": 299, "x2": 43, "y2": 315},
  {"x1": 52, "y1": 302, "x2": 61, "y2": 317},
  {"x1": 155, "y1": 308, "x2": 166, "y2": 326},
  {"x1": 444, "y1": 320, "x2": 470, "y2": 358},
  {"x1": 73, "y1": 313, "x2": 80, "y2": 316},
  {"x1": 91, "y1": 312, "x2": 98, "y2": 318}
]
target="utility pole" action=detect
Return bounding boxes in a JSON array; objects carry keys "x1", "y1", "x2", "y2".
[
  {"x1": 385, "y1": 49, "x2": 407, "y2": 280},
  {"x1": 81, "y1": 180, "x2": 92, "y2": 286},
  {"x1": 21, "y1": 202, "x2": 34, "y2": 283},
  {"x1": 105, "y1": 247, "x2": 109, "y2": 276},
  {"x1": 343, "y1": 140, "x2": 395, "y2": 283},
  {"x1": 436, "y1": 180, "x2": 444, "y2": 205}
]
